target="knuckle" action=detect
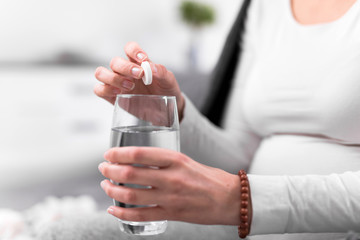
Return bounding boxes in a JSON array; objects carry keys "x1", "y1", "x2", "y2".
[
  {"x1": 173, "y1": 152, "x2": 190, "y2": 166},
  {"x1": 178, "y1": 153, "x2": 190, "y2": 164},
  {"x1": 128, "y1": 148, "x2": 144, "y2": 162},
  {"x1": 110, "y1": 57, "x2": 133, "y2": 76},
  {"x1": 109, "y1": 74, "x2": 120, "y2": 86},
  {"x1": 121, "y1": 166, "x2": 135, "y2": 181},
  {"x1": 168, "y1": 177, "x2": 185, "y2": 194},
  {"x1": 169, "y1": 152, "x2": 185, "y2": 166},
  {"x1": 124, "y1": 64, "x2": 135, "y2": 76},
  {"x1": 123, "y1": 189, "x2": 137, "y2": 203}
]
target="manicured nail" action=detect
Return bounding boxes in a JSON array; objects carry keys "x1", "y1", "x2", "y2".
[
  {"x1": 131, "y1": 67, "x2": 142, "y2": 78},
  {"x1": 136, "y1": 52, "x2": 146, "y2": 61},
  {"x1": 107, "y1": 207, "x2": 115, "y2": 215},
  {"x1": 121, "y1": 80, "x2": 135, "y2": 91}
]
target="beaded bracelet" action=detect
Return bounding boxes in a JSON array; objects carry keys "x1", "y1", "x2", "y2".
[{"x1": 238, "y1": 170, "x2": 252, "y2": 239}]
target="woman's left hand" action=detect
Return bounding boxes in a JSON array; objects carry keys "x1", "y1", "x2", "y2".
[{"x1": 98, "y1": 147, "x2": 242, "y2": 225}]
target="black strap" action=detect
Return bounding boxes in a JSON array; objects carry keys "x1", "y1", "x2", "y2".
[{"x1": 201, "y1": 0, "x2": 252, "y2": 126}]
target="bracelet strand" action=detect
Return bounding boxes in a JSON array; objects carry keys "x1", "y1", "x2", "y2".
[{"x1": 238, "y1": 170, "x2": 252, "y2": 239}]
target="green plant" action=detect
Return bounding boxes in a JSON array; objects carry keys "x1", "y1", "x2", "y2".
[{"x1": 180, "y1": 1, "x2": 215, "y2": 28}]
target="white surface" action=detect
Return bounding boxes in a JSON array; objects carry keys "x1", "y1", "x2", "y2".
[
  {"x1": 0, "y1": 195, "x2": 97, "y2": 240},
  {"x1": 0, "y1": 66, "x2": 113, "y2": 190}
]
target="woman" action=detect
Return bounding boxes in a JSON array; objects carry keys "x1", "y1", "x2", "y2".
[{"x1": 94, "y1": 0, "x2": 360, "y2": 239}]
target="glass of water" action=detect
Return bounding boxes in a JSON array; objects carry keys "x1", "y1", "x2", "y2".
[{"x1": 110, "y1": 94, "x2": 180, "y2": 235}]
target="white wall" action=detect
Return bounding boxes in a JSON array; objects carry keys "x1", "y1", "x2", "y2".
[{"x1": 0, "y1": 0, "x2": 242, "y2": 72}]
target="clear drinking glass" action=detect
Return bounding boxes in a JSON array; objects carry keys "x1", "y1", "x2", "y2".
[{"x1": 110, "y1": 94, "x2": 180, "y2": 235}]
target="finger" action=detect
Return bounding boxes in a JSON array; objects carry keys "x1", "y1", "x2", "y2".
[
  {"x1": 100, "y1": 179, "x2": 161, "y2": 205},
  {"x1": 93, "y1": 84, "x2": 121, "y2": 98},
  {"x1": 107, "y1": 205, "x2": 168, "y2": 222},
  {"x1": 95, "y1": 66, "x2": 136, "y2": 91},
  {"x1": 109, "y1": 57, "x2": 144, "y2": 80},
  {"x1": 124, "y1": 41, "x2": 149, "y2": 63},
  {"x1": 93, "y1": 84, "x2": 118, "y2": 104},
  {"x1": 151, "y1": 63, "x2": 177, "y2": 87},
  {"x1": 94, "y1": 90, "x2": 116, "y2": 105},
  {"x1": 98, "y1": 162, "x2": 163, "y2": 187},
  {"x1": 102, "y1": 96, "x2": 117, "y2": 105},
  {"x1": 104, "y1": 147, "x2": 180, "y2": 167},
  {"x1": 150, "y1": 63, "x2": 185, "y2": 114}
]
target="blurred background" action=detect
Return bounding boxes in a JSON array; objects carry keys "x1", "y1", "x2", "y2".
[{"x1": 0, "y1": 0, "x2": 241, "y2": 210}]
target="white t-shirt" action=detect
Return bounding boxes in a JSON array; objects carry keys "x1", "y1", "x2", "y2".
[{"x1": 180, "y1": 0, "x2": 360, "y2": 238}]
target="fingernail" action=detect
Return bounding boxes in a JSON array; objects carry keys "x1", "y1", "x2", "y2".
[
  {"x1": 98, "y1": 163, "x2": 104, "y2": 172},
  {"x1": 100, "y1": 180, "x2": 106, "y2": 189},
  {"x1": 107, "y1": 207, "x2": 115, "y2": 215},
  {"x1": 136, "y1": 52, "x2": 146, "y2": 61},
  {"x1": 131, "y1": 67, "x2": 142, "y2": 78},
  {"x1": 121, "y1": 80, "x2": 135, "y2": 91}
]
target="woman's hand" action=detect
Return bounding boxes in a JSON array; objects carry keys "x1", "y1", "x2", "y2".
[
  {"x1": 94, "y1": 42, "x2": 185, "y2": 119},
  {"x1": 98, "y1": 147, "x2": 243, "y2": 225}
]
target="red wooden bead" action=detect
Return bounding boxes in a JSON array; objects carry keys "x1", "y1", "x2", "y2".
[
  {"x1": 240, "y1": 175, "x2": 247, "y2": 181},
  {"x1": 239, "y1": 222, "x2": 249, "y2": 229},
  {"x1": 240, "y1": 215, "x2": 248, "y2": 222},
  {"x1": 240, "y1": 180, "x2": 248, "y2": 187},
  {"x1": 241, "y1": 193, "x2": 249, "y2": 200},
  {"x1": 240, "y1": 208, "x2": 248, "y2": 215},
  {"x1": 239, "y1": 229, "x2": 249, "y2": 237},
  {"x1": 238, "y1": 169, "x2": 250, "y2": 239},
  {"x1": 241, "y1": 186, "x2": 249, "y2": 193}
]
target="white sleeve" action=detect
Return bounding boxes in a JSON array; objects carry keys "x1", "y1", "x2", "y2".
[
  {"x1": 249, "y1": 171, "x2": 360, "y2": 234},
  {"x1": 179, "y1": 94, "x2": 261, "y2": 174}
]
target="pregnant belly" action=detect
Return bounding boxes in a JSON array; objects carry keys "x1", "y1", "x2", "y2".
[{"x1": 248, "y1": 134, "x2": 360, "y2": 175}]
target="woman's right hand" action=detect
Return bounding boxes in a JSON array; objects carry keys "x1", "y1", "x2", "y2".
[{"x1": 94, "y1": 42, "x2": 185, "y2": 119}]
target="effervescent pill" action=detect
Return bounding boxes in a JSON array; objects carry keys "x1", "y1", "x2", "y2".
[{"x1": 141, "y1": 61, "x2": 152, "y2": 85}]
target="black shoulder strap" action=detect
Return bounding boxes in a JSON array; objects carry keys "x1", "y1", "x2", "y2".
[{"x1": 201, "y1": 0, "x2": 252, "y2": 126}]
